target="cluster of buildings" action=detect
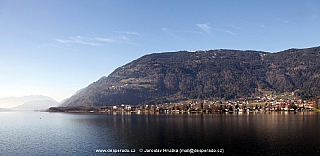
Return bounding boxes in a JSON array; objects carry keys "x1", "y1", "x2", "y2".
[
  {"x1": 49, "y1": 93, "x2": 319, "y2": 113},
  {"x1": 110, "y1": 97, "x2": 317, "y2": 114}
]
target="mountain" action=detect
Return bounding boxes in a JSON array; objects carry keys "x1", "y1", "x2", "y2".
[
  {"x1": 61, "y1": 46, "x2": 320, "y2": 107},
  {"x1": 11, "y1": 100, "x2": 59, "y2": 111},
  {"x1": 0, "y1": 108, "x2": 11, "y2": 112},
  {"x1": 0, "y1": 95, "x2": 56, "y2": 108},
  {"x1": 58, "y1": 88, "x2": 85, "y2": 105}
]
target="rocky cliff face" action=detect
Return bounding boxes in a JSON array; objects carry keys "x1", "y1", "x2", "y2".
[{"x1": 61, "y1": 46, "x2": 320, "y2": 106}]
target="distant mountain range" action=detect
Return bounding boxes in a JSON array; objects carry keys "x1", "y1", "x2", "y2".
[
  {"x1": 0, "y1": 108, "x2": 10, "y2": 112},
  {"x1": 0, "y1": 95, "x2": 58, "y2": 110},
  {"x1": 10, "y1": 100, "x2": 59, "y2": 111},
  {"x1": 61, "y1": 46, "x2": 320, "y2": 107}
]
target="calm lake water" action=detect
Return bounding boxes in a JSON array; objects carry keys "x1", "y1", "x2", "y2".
[{"x1": 1, "y1": 111, "x2": 320, "y2": 155}]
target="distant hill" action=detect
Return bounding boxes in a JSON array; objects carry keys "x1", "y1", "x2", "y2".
[
  {"x1": 0, "y1": 95, "x2": 56, "y2": 108},
  {"x1": 0, "y1": 108, "x2": 11, "y2": 112},
  {"x1": 11, "y1": 100, "x2": 59, "y2": 111},
  {"x1": 61, "y1": 46, "x2": 320, "y2": 107}
]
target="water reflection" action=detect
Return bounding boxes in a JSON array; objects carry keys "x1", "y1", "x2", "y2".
[
  {"x1": 70, "y1": 112, "x2": 320, "y2": 155},
  {"x1": 2, "y1": 112, "x2": 319, "y2": 155}
]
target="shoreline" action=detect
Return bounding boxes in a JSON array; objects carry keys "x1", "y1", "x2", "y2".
[{"x1": 46, "y1": 105, "x2": 318, "y2": 114}]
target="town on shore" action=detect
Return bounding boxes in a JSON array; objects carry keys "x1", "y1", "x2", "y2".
[{"x1": 48, "y1": 92, "x2": 320, "y2": 114}]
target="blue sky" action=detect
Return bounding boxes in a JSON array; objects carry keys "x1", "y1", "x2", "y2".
[{"x1": 0, "y1": 0, "x2": 320, "y2": 103}]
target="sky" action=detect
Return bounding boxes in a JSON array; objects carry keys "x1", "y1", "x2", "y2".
[{"x1": 0, "y1": 0, "x2": 320, "y2": 104}]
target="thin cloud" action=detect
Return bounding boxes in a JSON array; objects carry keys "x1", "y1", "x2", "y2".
[
  {"x1": 118, "y1": 36, "x2": 129, "y2": 40},
  {"x1": 116, "y1": 31, "x2": 140, "y2": 35},
  {"x1": 276, "y1": 18, "x2": 290, "y2": 24},
  {"x1": 56, "y1": 36, "x2": 101, "y2": 46},
  {"x1": 56, "y1": 36, "x2": 127, "y2": 46},
  {"x1": 197, "y1": 23, "x2": 235, "y2": 35},
  {"x1": 212, "y1": 29, "x2": 235, "y2": 35},
  {"x1": 162, "y1": 27, "x2": 203, "y2": 38},
  {"x1": 71, "y1": 36, "x2": 101, "y2": 46},
  {"x1": 197, "y1": 23, "x2": 211, "y2": 34},
  {"x1": 55, "y1": 39, "x2": 70, "y2": 44},
  {"x1": 94, "y1": 37, "x2": 115, "y2": 43},
  {"x1": 125, "y1": 31, "x2": 139, "y2": 35},
  {"x1": 227, "y1": 23, "x2": 241, "y2": 30},
  {"x1": 162, "y1": 27, "x2": 179, "y2": 38}
]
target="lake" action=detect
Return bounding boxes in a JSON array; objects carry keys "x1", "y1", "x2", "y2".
[{"x1": 1, "y1": 111, "x2": 320, "y2": 155}]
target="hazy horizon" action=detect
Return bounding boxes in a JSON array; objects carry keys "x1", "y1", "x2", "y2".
[{"x1": 0, "y1": 95, "x2": 59, "y2": 108}]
